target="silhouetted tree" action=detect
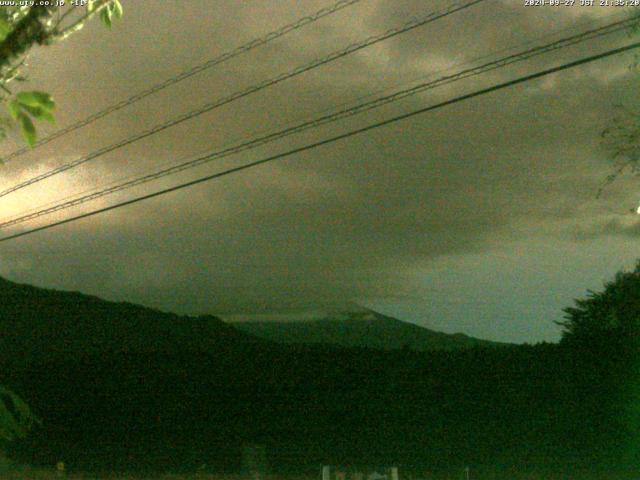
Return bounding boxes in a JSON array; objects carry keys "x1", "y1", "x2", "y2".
[
  {"x1": 558, "y1": 260, "x2": 640, "y2": 348},
  {"x1": 557, "y1": 261, "x2": 640, "y2": 470}
]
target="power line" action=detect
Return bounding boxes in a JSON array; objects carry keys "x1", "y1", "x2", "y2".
[
  {"x1": 311, "y1": 9, "x2": 632, "y2": 118},
  {"x1": 0, "y1": 0, "x2": 364, "y2": 164},
  {"x1": 5, "y1": 8, "x2": 627, "y2": 225},
  {"x1": 0, "y1": 0, "x2": 486, "y2": 199},
  {"x1": 1, "y1": 40, "x2": 637, "y2": 244},
  {"x1": 0, "y1": 11, "x2": 612, "y2": 226},
  {"x1": 0, "y1": 20, "x2": 631, "y2": 227},
  {"x1": 0, "y1": 14, "x2": 634, "y2": 230}
]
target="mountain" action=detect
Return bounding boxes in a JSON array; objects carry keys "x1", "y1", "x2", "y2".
[
  {"x1": 0, "y1": 276, "x2": 627, "y2": 477},
  {"x1": 0, "y1": 275, "x2": 263, "y2": 365},
  {"x1": 0, "y1": 275, "x2": 501, "y2": 361},
  {"x1": 229, "y1": 307, "x2": 507, "y2": 351}
]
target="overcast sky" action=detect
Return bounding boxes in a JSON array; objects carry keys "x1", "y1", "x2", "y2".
[{"x1": 0, "y1": 0, "x2": 638, "y2": 343}]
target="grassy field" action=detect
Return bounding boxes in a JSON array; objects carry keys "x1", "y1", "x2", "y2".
[
  {"x1": 2, "y1": 466, "x2": 638, "y2": 480},
  {"x1": 0, "y1": 469, "x2": 328, "y2": 480},
  {"x1": 0, "y1": 468, "x2": 274, "y2": 480}
]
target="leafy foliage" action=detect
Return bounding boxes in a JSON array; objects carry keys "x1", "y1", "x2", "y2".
[
  {"x1": 0, "y1": 1, "x2": 123, "y2": 147},
  {"x1": 7, "y1": 90, "x2": 54, "y2": 145},
  {"x1": 558, "y1": 261, "x2": 640, "y2": 471},
  {"x1": 95, "y1": 0, "x2": 123, "y2": 29},
  {"x1": 0, "y1": 385, "x2": 39, "y2": 445},
  {"x1": 558, "y1": 260, "x2": 640, "y2": 345}
]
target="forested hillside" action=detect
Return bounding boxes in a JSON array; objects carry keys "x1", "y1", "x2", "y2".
[{"x1": 0, "y1": 274, "x2": 636, "y2": 478}]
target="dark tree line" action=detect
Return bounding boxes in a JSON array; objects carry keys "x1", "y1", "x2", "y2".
[{"x1": 0, "y1": 262, "x2": 638, "y2": 478}]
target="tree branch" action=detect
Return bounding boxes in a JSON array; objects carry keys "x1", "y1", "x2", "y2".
[
  {"x1": 0, "y1": 2, "x2": 57, "y2": 73},
  {"x1": 54, "y1": 0, "x2": 112, "y2": 40}
]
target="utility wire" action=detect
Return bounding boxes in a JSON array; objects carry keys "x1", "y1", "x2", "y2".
[
  {"x1": 312, "y1": 9, "x2": 632, "y2": 120},
  {"x1": 0, "y1": 16, "x2": 630, "y2": 226},
  {"x1": 2, "y1": 9, "x2": 618, "y2": 226},
  {"x1": 1, "y1": 40, "x2": 638, "y2": 244},
  {"x1": 0, "y1": 14, "x2": 634, "y2": 230},
  {"x1": 0, "y1": 0, "x2": 363, "y2": 164},
  {"x1": 6, "y1": 8, "x2": 626, "y2": 225},
  {"x1": 0, "y1": 0, "x2": 486, "y2": 199}
]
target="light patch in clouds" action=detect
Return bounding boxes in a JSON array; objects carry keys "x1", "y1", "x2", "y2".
[{"x1": 0, "y1": 156, "x2": 91, "y2": 221}]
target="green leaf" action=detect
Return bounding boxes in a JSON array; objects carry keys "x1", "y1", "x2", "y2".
[
  {"x1": 0, "y1": 17, "x2": 11, "y2": 42},
  {"x1": 100, "y1": 7, "x2": 112, "y2": 28},
  {"x1": 99, "y1": 1, "x2": 123, "y2": 29},
  {"x1": 112, "y1": 0, "x2": 123, "y2": 19},
  {"x1": 21, "y1": 104, "x2": 55, "y2": 124},
  {"x1": 7, "y1": 99, "x2": 20, "y2": 120},
  {"x1": 16, "y1": 91, "x2": 54, "y2": 111},
  {"x1": 0, "y1": 385, "x2": 40, "y2": 442},
  {"x1": 17, "y1": 112, "x2": 35, "y2": 146}
]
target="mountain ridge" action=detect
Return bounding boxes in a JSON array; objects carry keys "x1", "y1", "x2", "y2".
[
  {"x1": 0, "y1": 275, "x2": 265, "y2": 365},
  {"x1": 0, "y1": 276, "x2": 622, "y2": 476},
  {"x1": 230, "y1": 307, "x2": 509, "y2": 351}
]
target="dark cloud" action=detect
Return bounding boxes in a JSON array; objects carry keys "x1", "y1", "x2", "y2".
[
  {"x1": 573, "y1": 215, "x2": 640, "y2": 239},
  {"x1": 0, "y1": 0, "x2": 638, "y2": 341}
]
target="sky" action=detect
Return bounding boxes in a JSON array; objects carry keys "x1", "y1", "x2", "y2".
[{"x1": 0, "y1": 0, "x2": 639, "y2": 343}]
